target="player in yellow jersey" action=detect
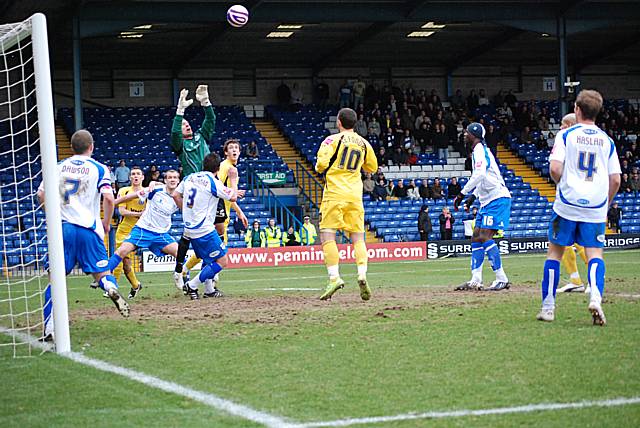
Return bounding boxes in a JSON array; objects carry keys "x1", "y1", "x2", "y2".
[
  {"x1": 554, "y1": 113, "x2": 590, "y2": 293},
  {"x1": 176, "y1": 139, "x2": 248, "y2": 296},
  {"x1": 316, "y1": 108, "x2": 378, "y2": 301},
  {"x1": 113, "y1": 167, "x2": 145, "y2": 298}
]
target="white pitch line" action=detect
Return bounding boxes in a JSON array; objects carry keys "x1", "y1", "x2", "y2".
[
  {"x1": 294, "y1": 397, "x2": 640, "y2": 427},
  {"x1": 0, "y1": 327, "x2": 293, "y2": 428},
  {"x1": 263, "y1": 288, "x2": 322, "y2": 291}
]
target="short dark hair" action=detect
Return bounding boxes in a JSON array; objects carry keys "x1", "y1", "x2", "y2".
[
  {"x1": 337, "y1": 108, "x2": 357, "y2": 130},
  {"x1": 70, "y1": 129, "x2": 93, "y2": 154},
  {"x1": 223, "y1": 138, "x2": 241, "y2": 153},
  {"x1": 202, "y1": 152, "x2": 221, "y2": 173},
  {"x1": 130, "y1": 166, "x2": 143, "y2": 174},
  {"x1": 575, "y1": 89, "x2": 603, "y2": 121}
]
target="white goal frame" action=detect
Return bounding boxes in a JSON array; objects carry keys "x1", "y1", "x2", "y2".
[{"x1": 1, "y1": 13, "x2": 71, "y2": 353}]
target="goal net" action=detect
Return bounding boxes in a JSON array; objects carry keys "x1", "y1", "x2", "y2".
[{"x1": 0, "y1": 14, "x2": 70, "y2": 356}]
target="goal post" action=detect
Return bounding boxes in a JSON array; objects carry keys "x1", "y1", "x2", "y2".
[{"x1": 0, "y1": 13, "x2": 70, "y2": 355}]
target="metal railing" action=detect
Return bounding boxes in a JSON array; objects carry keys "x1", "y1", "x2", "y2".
[
  {"x1": 293, "y1": 160, "x2": 350, "y2": 244},
  {"x1": 295, "y1": 160, "x2": 323, "y2": 210},
  {"x1": 247, "y1": 167, "x2": 315, "y2": 245}
]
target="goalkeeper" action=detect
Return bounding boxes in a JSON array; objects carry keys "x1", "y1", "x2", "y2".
[{"x1": 170, "y1": 85, "x2": 217, "y2": 290}]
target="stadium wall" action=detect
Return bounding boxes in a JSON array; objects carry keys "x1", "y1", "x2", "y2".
[{"x1": 51, "y1": 64, "x2": 640, "y2": 109}]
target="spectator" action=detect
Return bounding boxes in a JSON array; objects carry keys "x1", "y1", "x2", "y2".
[
  {"x1": 485, "y1": 124, "x2": 500, "y2": 157},
  {"x1": 418, "y1": 205, "x2": 433, "y2": 241},
  {"x1": 520, "y1": 126, "x2": 533, "y2": 144},
  {"x1": 407, "y1": 179, "x2": 420, "y2": 200},
  {"x1": 620, "y1": 159, "x2": 630, "y2": 175},
  {"x1": 537, "y1": 114, "x2": 550, "y2": 131},
  {"x1": 177, "y1": 165, "x2": 184, "y2": 180},
  {"x1": 547, "y1": 132, "x2": 555, "y2": 148},
  {"x1": 339, "y1": 80, "x2": 352, "y2": 108},
  {"x1": 114, "y1": 159, "x2": 130, "y2": 191},
  {"x1": 290, "y1": 83, "x2": 303, "y2": 110},
  {"x1": 402, "y1": 129, "x2": 415, "y2": 151},
  {"x1": 414, "y1": 122, "x2": 432, "y2": 154},
  {"x1": 493, "y1": 89, "x2": 505, "y2": 107},
  {"x1": 362, "y1": 172, "x2": 375, "y2": 197},
  {"x1": 355, "y1": 113, "x2": 368, "y2": 137},
  {"x1": 630, "y1": 171, "x2": 640, "y2": 192},
  {"x1": 466, "y1": 206, "x2": 478, "y2": 221},
  {"x1": 300, "y1": 215, "x2": 318, "y2": 245},
  {"x1": 314, "y1": 79, "x2": 329, "y2": 108},
  {"x1": 414, "y1": 110, "x2": 428, "y2": 130},
  {"x1": 450, "y1": 89, "x2": 465, "y2": 111},
  {"x1": 419, "y1": 180, "x2": 430, "y2": 199},
  {"x1": 245, "y1": 141, "x2": 260, "y2": 159},
  {"x1": 466, "y1": 89, "x2": 479, "y2": 111},
  {"x1": 353, "y1": 76, "x2": 366, "y2": 109},
  {"x1": 392, "y1": 146, "x2": 408, "y2": 166},
  {"x1": 373, "y1": 179, "x2": 388, "y2": 201},
  {"x1": 282, "y1": 226, "x2": 301, "y2": 246},
  {"x1": 143, "y1": 164, "x2": 158, "y2": 187},
  {"x1": 496, "y1": 102, "x2": 513, "y2": 120},
  {"x1": 607, "y1": 202, "x2": 622, "y2": 233},
  {"x1": 109, "y1": 165, "x2": 117, "y2": 188},
  {"x1": 151, "y1": 169, "x2": 164, "y2": 183},
  {"x1": 439, "y1": 206, "x2": 455, "y2": 240},
  {"x1": 505, "y1": 89, "x2": 517, "y2": 108},
  {"x1": 368, "y1": 117, "x2": 381, "y2": 137},
  {"x1": 434, "y1": 124, "x2": 449, "y2": 161},
  {"x1": 447, "y1": 177, "x2": 461, "y2": 199},
  {"x1": 620, "y1": 173, "x2": 632, "y2": 193},
  {"x1": 264, "y1": 218, "x2": 282, "y2": 247},
  {"x1": 386, "y1": 180, "x2": 396, "y2": 197},
  {"x1": 430, "y1": 178, "x2": 445, "y2": 200},
  {"x1": 376, "y1": 147, "x2": 389, "y2": 167},
  {"x1": 245, "y1": 221, "x2": 265, "y2": 248},
  {"x1": 478, "y1": 89, "x2": 490, "y2": 106},
  {"x1": 234, "y1": 217, "x2": 247, "y2": 238},
  {"x1": 392, "y1": 180, "x2": 408, "y2": 199},
  {"x1": 407, "y1": 148, "x2": 418, "y2": 165},
  {"x1": 276, "y1": 81, "x2": 291, "y2": 108}
]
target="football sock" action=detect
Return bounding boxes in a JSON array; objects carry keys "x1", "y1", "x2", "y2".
[
  {"x1": 43, "y1": 284, "x2": 53, "y2": 337},
  {"x1": 107, "y1": 253, "x2": 123, "y2": 273},
  {"x1": 174, "y1": 236, "x2": 190, "y2": 273},
  {"x1": 322, "y1": 240, "x2": 340, "y2": 279},
  {"x1": 470, "y1": 241, "x2": 484, "y2": 283},
  {"x1": 484, "y1": 240, "x2": 507, "y2": 282},
  {"x1": 204, "y1": 279, "x2": 216, "y2": 294},
  {"x1": 569, "y1": 271, "x2": 583, "y2": 285},
  {"x1": 112, "y1": 263, "x2": 123, "y2": 282},
  {"x1": 561, "y1": 246, "x2": 579, "y2": 281},
  {"x1": 575, "y1": 244, "x2": 588, "y2": 265},
  {"x1": 185, "y1": 254, "x2": 201, "y2": 272},
  {"x1": 124, "y1": 269, "x2": 141, "y2": 289},
  {"x1": 354, "y1": 240, "x2": 368, "y2": 276},
  {"x1": 588, "y1": 258, "x2": 606, "y2": 305},
  {"x1": 541, "y1": 259, "x2": 560, "y2": 310},
  {"x1": 196, "y1": 262, "x2": 223, "y2": 285},
  {"x1": 98, "y1": 274, "x2": 119, "y2": 292}
]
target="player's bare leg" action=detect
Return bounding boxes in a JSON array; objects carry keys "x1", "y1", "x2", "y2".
[
  {"x1": 351, "y1": 232, "x2": 371, "y2": 301},
  {"x1": 319, "y1": 229, "x2": 344, "y2": 300}
]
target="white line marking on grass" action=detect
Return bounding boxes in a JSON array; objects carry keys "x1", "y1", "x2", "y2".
[
  {"x1": 263, "y1": 288, "x2": 322, "y2": 291},
  {"x1": 0, "y1": 327, "x2": 294, "y2": 428},
  {"x1": 294, "y1": 397, "x2": 640, "y2": 427}
]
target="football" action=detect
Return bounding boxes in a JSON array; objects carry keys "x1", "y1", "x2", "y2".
[{"x1": 226, "y1": 5, "x2": 249, "y2": 28}]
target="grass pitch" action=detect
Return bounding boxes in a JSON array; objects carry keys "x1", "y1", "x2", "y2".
[{"x1": 1, "y1": 250, "x2": 640, "y2": 427}]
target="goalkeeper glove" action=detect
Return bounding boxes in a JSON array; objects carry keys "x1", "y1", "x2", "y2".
[
  {"x1": 463, "y1": 194, "x2": 477, "y2": 212},
  {"x1": 176, "y1": 89, "x2": 193, "y2": 115},
  {"x1": 453, "y1": 193, "x2": 464, "y2": 211},
  {"x1": 195, "y1": 84, "x2": 211, "y2": 107}
]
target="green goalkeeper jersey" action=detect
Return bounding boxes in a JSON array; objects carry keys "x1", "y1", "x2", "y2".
[{"x1": 170, "y1": 105, "x2": 216, "y2": 175}]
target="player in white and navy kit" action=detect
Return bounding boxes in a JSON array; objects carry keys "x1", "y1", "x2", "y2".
[
  {"x1": 453, "y1": 122, "x2": 512, "y2": 291},
  {"x1": 537, "y1": 90, "x2": 621, "y2": 325},
  {"x1": 37, "y1": 130, "x2": 129, "y2": 329},
  {"x1": 174, "y1": 153, "x2": 243, "y2": 300},
  {"x1": 106, "y1": 170, "x2": 181, "y2": 298}
]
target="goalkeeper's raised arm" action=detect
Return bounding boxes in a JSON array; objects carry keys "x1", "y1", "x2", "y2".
[{"x1": 170, "y1": 84, "x2": 217, "y2": 176}]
